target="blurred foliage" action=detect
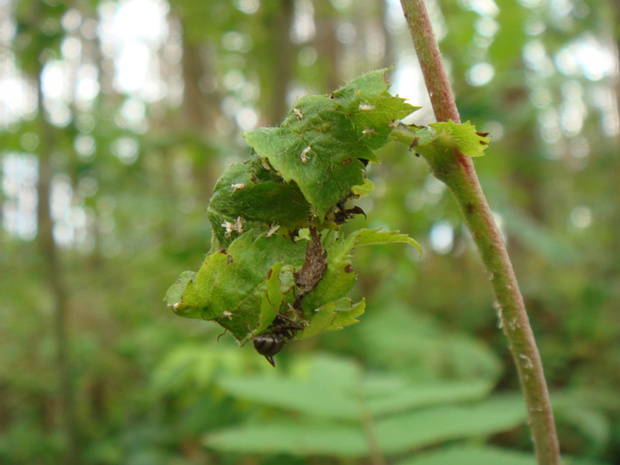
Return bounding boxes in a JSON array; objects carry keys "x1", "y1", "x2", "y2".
[{"x1": 1, "y1": 0, "x2": 619, "y2": 464}]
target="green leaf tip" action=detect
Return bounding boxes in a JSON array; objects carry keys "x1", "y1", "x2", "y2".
[
  {"x1": 164, "y1": 271, "x2": 198, "y2": 318},
  {"x1": 352, "y1": 228, "x2": 422, "y2": 256},
  {"x1": 430, "y1": 120, "x2": 491, "y2": 158},
  {"x1": 300, "y1": 297, "x2": 366, "y2": 339}
]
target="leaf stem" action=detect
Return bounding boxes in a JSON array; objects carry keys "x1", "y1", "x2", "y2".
[
  {"x1": 359, "y1": 381, "x2": 386, "y2": 465},
  {"x1": 398, "y1": 1, "x2": 562, "y2": 464}
]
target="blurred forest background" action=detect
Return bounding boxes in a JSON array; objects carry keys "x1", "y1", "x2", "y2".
[{"x1": 1, "y1": 0, "x2": 619, "y2": 464}]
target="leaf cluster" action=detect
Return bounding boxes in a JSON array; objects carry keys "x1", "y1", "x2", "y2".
[{"x1": 165, "y1": 70, "x2": 422, "y2": 348}]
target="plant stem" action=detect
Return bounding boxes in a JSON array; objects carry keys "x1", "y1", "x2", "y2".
[
  {"x1": 359, "y1": 379, "x2": 386, "y2": 465},
  {"x1": 398, "y1": 1, "x2": 561, "y2": 464}
]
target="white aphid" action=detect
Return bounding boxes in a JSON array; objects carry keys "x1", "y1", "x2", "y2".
[
  {"x1": 221, "y1": 221, "x2": 235, "y2": 237},
  {"x1": 359, "y1": 103, "x2": 375, "y2": 111},
  {"x1": 301, "y1": 146, "x2": 311, "y2": 164},
  {"x1": 234, "y1": 216, "x2": 244, "y2": 234},
  {"x1": 267, "y1": 224, "x2": 280, "y2": 237},
  {"x1": 221, "y1": 217, "x2": 244, "y2": 237}
]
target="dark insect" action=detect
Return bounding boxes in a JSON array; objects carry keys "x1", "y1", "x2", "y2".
[
  {"x1": 253, "y1": 314, "x2": 303, "y2": 367},
  {"x1": 334, "y1": 202, "x2": 366, "y2": 225}
]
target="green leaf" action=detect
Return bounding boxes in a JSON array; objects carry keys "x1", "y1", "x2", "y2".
[
  {"x1": 332, "y1": 68, "x2": 420, "y2": 150},
  {"x1": 405, "y1": 125, "x2": 438, "y2": 147},
  {"x1": 217, "y1": 356, "x2": 363, "y2": 420},
  {"x1": 330, "y1": 297, "x2": 366, "y2": 330},
  {"x1": 209, "y1": 154, "x2": 311, "y2": 226},
  {"x1": 165, "y1": 228, "x2": 306, "y2": 342},
  {"x1": 332, "y1": 69, "x2": 392, "y2": 105},
  {"x1": 366, "y1": 379, "x2": 494, "y2": 417},
  {"x1": 356, "y1": 306, "x2": 502, "y2": 382},
  {"x1": 243, "y1": 70, "x2": 417, "y2": 218},
  {"x1": 168, "y1": 70, "x2": 421, "y2": 345},
  {"x1": 300, "y1": 297, "x2": 365, "y2": 339},
  {"x1": 374, "y1": 395, "x2": 527, "y2": 453},
  {"x1": 206, "y1": 209, "x2": 262, "y2": 250},
  {"x1": 553, "y1": 395, "x2": 611, "y2": 455},
  {"x1": 244, "y1": 99, "x2": 371, "y2": 218},
  {"x1": 151, "y1": 343, "x2": 242, "y2": 393},
  {"x1": 298, "y1": 234, "x2": 357, "y2": 312},
  {"x1": 164, "y1": 271, "x2": 197, "y2": 319},
  {"x1": 166, "y1": 228, "x2": 419, "y2": 344},
  {"x1": 204, "y1": 421, "x2": 367, "y2": 456},
  {"x1": 351, "y1": 178, "x2": 375, "y2": 196},
  {"x1": 395, "y1": 445, "x2": 537, "y2": 465},
  {"x1": 429, "y1": 120, "x2": 491, "y2": 158},
  {"x1": 351, "y1": 228, "x2": 421, "y2": 255},
  {"x1": 258, "y1": 262, "x2": 285, "y2": 332},
  {"x1": 204, "y1": 393, "x2": 526, "y2": 457},
  {"x1": 398, "y1": 446, "x2": 613, "y2": 465},
  {"x1": 204, "y1": 353, "x2": 524, "y2": 458},
  {"x1": 302, "y1": 229, "x2": 419, "y2": 313},
  {"x1": 218, "y1": 375, "x2": 360, "y2": 420}
]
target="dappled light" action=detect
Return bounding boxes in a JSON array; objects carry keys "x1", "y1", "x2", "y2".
[{"x1": 1, "y1": 0, "x2": 619, "y2": 464}]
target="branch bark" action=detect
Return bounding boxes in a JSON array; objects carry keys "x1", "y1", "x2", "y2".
[{"x1": 398, "y1": 1, "x2": 561, "y2": 463}]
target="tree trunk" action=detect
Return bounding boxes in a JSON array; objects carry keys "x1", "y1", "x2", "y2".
[
  {"x1": 266, "y1": 0, "x2": 296, "y2": 125},
  {"x1": 314, "y1": 1, "x2": 341, "y2": 92},
  {"x1": 35, "y1": 69, "x2": 80, "y2": 465}
]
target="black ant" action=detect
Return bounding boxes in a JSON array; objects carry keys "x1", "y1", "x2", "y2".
[
  {"x1": 333, "y1": 201, "x2": 366, "y2": 225},
  {"x1": 253, "y1": 313, "x2": 303, "y2": 367}
]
